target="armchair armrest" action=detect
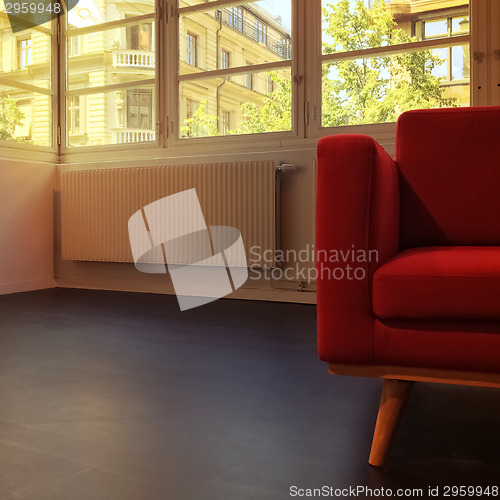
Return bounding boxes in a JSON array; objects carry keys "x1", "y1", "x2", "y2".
[{"x1": 316, "y1": 134, "x2": 399, "y2": 364}]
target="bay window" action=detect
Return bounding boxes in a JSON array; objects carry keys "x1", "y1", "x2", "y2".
[{"x1": 1, "y1": 0, "x2": 499, "y2": 156}]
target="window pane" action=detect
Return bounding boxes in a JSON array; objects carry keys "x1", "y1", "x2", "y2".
[
  {"x1": 452, "y1": 16, "x2": 469, "y2": 35},
  {"x1": 0, "y1": 24, "x2": 52, "y2": 88},
  {"x1": 322, "y1": 52, "x2": 469, "y2": 127},
  {"x1": 430, "y1": 47, "x2": 448, "y2": 79},
  {"x1": 67, "y1": 86, "x2": 156, "y2": 147},
  {"x1": 452, "y1": 45, "x2": 470, "y2": 80},
  {"x1": 0, "y1": 87, "x2": 51, "y2": 146},
  {"x1": 67, "y1": 0, "x2": 154, "y2": 31},
  {"x1": 423, "y1": 19, "x2": 448, "y2": 38},
  {"x1": 179, "y1": 67, "x2": 291, "y2": 137},
  {"x1": 179, "y1": 1, "x2": 291, "y2": 76},
  {"x1": 322, "y1": 1, "x2": 469, "y2": 53},
  {"x1": 321, "y1": 1, "x2": 470, "y2": 128},
  {"x1": 66, "y1": 23, "x2": 155, "y2": 90}
]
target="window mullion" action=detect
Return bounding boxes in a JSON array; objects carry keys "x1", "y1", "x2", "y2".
[
  {"x1": 56, "y1": 16, "x2": 63, "y2": 153},
  {"x1": 165, "y1": 0, "x2": 178, "y2": 148},
  {"x1": 305, "y1": 0, "x2": 322, "y2": 137}
]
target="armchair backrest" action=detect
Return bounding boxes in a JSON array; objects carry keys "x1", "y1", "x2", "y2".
[{"x1": 396, "y1": 106, "x2": 500, "y2": 249}]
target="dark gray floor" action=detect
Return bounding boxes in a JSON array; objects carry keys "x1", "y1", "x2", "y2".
[{"x1": 0, "y1": 288, "x2": 499, "y2": 500}]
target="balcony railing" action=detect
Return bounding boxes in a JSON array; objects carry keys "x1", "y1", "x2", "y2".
[
  {"x1": 113, "y1": 129, "x2": 156, "y2": 144},
  {"x1": 112, "y1": 50, "x2": 155, "y2": 69},
  {"x1": 217, "y1": 9, "x2": 292, "y2": 60}
]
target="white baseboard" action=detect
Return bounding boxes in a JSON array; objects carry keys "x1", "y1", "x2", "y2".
[
  {"x1": 55, "y1": 277, "x2": 317, "y2": 304},
  {"x1": 0, "y1": 277, "x2": 57, "y2": 295}
]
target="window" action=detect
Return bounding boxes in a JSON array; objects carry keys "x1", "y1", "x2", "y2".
[
  {"x1": 267, "y1": 76, "x2": 274, "y2": 95},
  {"x1": 127, "y1": 90, "x2": 153, "y2": 130},
  {"x1": 221, "y1": 110, "x2": 231, "y2": 135},
  {"x1": 245, "y1": 62, "x2": 254, "y2": 90},
  {"x1": 421, "y1": 16, "x2": 470, "y2": 84},
  {"x1": 17, "y1": 37, "x2": 32, "y2": 69},
  {"x1": 0, "y1": 0, "x2": 53, "y2": 148},
  {"x1": 68, "y1": 96, "x2": 80, "y2": 134},
  {"x1": 179, "y1": 1, "x2": 292, "y2": 138},
  {"x1": 321, "y1": 0, "x2": 471, "y2": 128},
  {"x1": 186, "y1": 33, "x2": 197, "y2": 67},
  {"x1": 2, "y1": 0, "x2": 489, "y2": 154},
  {"x1": 280, "y1": 38, "x2": 291, "y2": 59},
  {"x1": 220, "y1": 50, "x2": 230, "y2": 70},
  {"x1": 186, "y1": 99, "x2": 200, "y2": 121},
  {"x1": 255, "y1": 20, "x2": 267, "y2": 44},
  {"x1": 228, "y1": 7, "x2": 243, "y2": 31},
  {"x1": 67, "y1": 36, "x2": 79, "y2": 57},
  {"x1": 64, "y1": 0, "x2": 156, "y2": 147},
  {"x1": 127, "y1": 22, "x2": 153, "y2": 51},
  {"x1": 183, "y1": 99, "x2": 203, "y2": 137}
]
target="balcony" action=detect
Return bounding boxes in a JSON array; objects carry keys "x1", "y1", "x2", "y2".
[
  {"x1": 217, "y1": 9, "x2": 292, "y2": 60},
  {"x1": 112, "y1": 50, "x2": 155, "y2": 70},
  {"x1": 113, "y1": 129, "x2": 156, "y2": 144}
]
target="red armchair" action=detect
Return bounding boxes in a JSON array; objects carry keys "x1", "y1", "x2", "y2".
[{"x1": 316, "y1": 106, "x2": 500, "y2": 467}]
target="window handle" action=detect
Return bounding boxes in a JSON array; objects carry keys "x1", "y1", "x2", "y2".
[{"x1": 472, "y1": 51, "x2": 485, "y2": 63}]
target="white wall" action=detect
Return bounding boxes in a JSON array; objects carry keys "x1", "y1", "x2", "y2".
[
  {"x1": 55, "y1": 147, "x2": 318, "y2": 304},
  {"x1": 0, "y1": 157, "x2": 56, "y2": 294}
]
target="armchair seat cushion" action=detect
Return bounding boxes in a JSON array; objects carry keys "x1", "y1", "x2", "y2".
[{"x1": 373, "y1": 247, "x2": 500, "y2": 320}]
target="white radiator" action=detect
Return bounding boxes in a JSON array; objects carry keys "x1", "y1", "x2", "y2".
[{"x1": 60, "y1": 161, "x2": 277, "y2": 268}]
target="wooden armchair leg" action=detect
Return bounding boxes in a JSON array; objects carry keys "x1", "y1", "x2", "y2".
[{"x1": 369, "y1": 379, "x2": 414, "y2": 467}]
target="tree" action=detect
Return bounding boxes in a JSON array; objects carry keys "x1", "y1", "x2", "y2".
[
  {"x1": 236, "y1": 71, "x2": 292, "y2": 134},
  {"x1": 241, "y1": 0, "x2": 456, "y2": 132},
  {"x1": 180, "y1": 1, "x2": 457, "y2": 135},
  {"x1": 321, "y1": 0, "x2": 456, "y2": 126},
  {"x1": 0, "y1": 96, "x2": 25, "y2": 142},
  {"x1": 180, "y1": 101, "x2": 218, "y2": 138}
]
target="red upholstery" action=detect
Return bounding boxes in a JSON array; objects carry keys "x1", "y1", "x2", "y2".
[
  {"x1": 397, "y1": 107, "x2": 500, "y2": 248},
  {"x1": 316, "y1": 106, "x2": 500, "y2": 374},
  {"x1": 373, "y1": 320, "x2": 500, "y2": 373},
  {"x1": 316, "y1": 134, "x2": 399, "y2": 364},
  {"x1": 373, "y1": 247, "x2": 500, "y2": 320}
]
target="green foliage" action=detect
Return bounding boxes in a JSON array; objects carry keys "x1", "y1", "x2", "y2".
[
  {"x1": 321, "y1": 0, "x2": 456, "y2": 127},
  {"x1": 236, "y1": 72, "x2": 292, "y2": 134},
  {"x1": 0, "y1": 96, "x2": 25, "y2": 142},
  {"x1": 181, "y1": 0, "x2": 459, "y2": 136},
  {"x1": 180, "y1": 101, "x2": 218, "y2": 138}
]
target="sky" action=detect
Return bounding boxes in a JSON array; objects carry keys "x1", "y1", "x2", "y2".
[
  {"x1": 255, "y1": 0, "x2": 292, "y2": 31},
  {"x1": 253, "y1": 0, "x2": 376, "y2": 35}
]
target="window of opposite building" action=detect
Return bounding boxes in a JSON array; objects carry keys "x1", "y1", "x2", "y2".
[
  {"x1": 67, "y1": 36, "x2": 79, "y2": 57},
  {"x1": 420, "y1": 15, "x2": 470, "y2": 86},
  {"x1": 17, "y1": 37, "x2": 32, "y2": 69},
  {"x1": 221, "y1": 110, "x2": 231, "y2": 135},
  {"x1": 127, "y1": 89, "x2": 153, "y2": 129},
  {"x1": 228, "y1": 7, "x2": 244, "y2": 31},
  {"x1": 68, "y1": 96, "x2": 80, "y2": 135},
  {"x1": 255, "y1": 20, "x2": 267, "y2": 44},
  {"x1": 186, "y1": 33, "x2": 198, "y2": 67},
  {"x1": 220, "y1": 50, "x2": 230, "y2": 70}
]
